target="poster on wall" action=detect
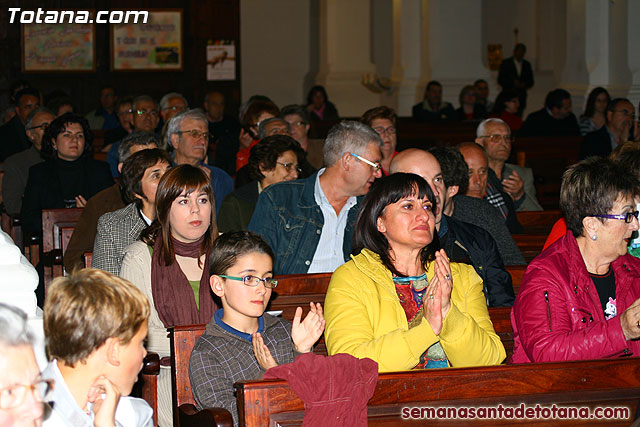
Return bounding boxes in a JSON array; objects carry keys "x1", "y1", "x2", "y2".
[
  {"x1": 206, "y1": 40, "x2": 235, "y2": 81},
  {"x1": 111, "y1": 9, "x2": 182, "y2": 71},
  {"x1": 22, "y1": 15, "x2": 96, "y2": 72}
]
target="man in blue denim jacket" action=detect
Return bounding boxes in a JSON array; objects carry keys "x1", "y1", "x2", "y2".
[{"x1": 249, "y1": 121, "x2": 383, "y2": 274}]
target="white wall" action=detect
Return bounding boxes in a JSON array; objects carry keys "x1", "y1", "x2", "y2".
[
  {"x1": 240, "y1": 0, "x2": 312, "y2": 106},
  {"x1": 239, "y1": 0, "x2": 639, "y2": 117}
]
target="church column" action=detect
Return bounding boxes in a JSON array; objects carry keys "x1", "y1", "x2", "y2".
[
  {"x1": 390, "y1": 0, "x2": 428, "y2": 116},
  {"x1": 627, "y1": 0, "x2": 640, "y2": 108},
  {"x1": 315, "y1": 0, "x2": 379, "y2": 116},
  {"x1": 562, "y1": 0, "x2": 632, "y2": 111}
]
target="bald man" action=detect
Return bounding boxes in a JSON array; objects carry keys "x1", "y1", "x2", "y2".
[
  {"x1": 459, "y1": 142, "x2": 522, "y2": 234},
  {"x1": 390, "y1": 149, "x2": 515, "y2": 307}
]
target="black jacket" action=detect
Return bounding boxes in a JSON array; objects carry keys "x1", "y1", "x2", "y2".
[
  {"x1": 440, "y1": 215, "x2": 515, "y2": 307},
  {"x1": 0, "y1": 115, "x2": 30, "y2": 162},
  {"x1": 21, "y1": 157, "x2": 113, "y2": 234},
  {"x1": 498, "y1": 57, "x2": 534, "y2": 92},
  {"x1": 579, "y1": 126, "x2": 613, "y2": 160},
  {"x1": 519, "y1": 108, "x2": 580, "y2": 137}
]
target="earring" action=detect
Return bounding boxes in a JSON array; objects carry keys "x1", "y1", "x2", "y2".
[{"x1": 591, "y1": 235, "x2": 597, "y2": 241}]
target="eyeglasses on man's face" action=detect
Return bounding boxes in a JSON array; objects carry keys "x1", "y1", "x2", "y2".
[
  {"x1": 0, "y1": 378, "x2": 54, "y2": 410},
  {"x1": 219, "y1": 275, "x2": 278, "y2": 289},
  {"x1": 611, "y1": 109, "x2": 636, "y2": 120},
  {"x1": 135, "y1": 109, "x2": 159, "y2": 118},
  {"x1": 178, "y1": 129, "x2": 211, "y2": 141},
  {"x1": 347, "y1": 152, "x2": 382, "y2": 171},
  {"x1": 480, "y1": 134, "x2": 514, "y2": 144},
  {"x1": 27, "y1": 122, "x2": 50, "y2": 131},
  {"x1": 591, "y1": 211, "x2": 640, "y2": 224},
  {"x1": 276, "y1": 162, "x2": 301, "y2": 173},
  {"x1": 164, "y1": 105, "x2": 188, "y2": 113}
]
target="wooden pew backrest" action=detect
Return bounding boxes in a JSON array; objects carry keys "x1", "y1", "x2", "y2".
[
  {"x1": 236, "y1": 358, "x2": 640, "y2": 426},
  {"x1": 516, "y1": 210, "x2": 563, "y2": 235}
]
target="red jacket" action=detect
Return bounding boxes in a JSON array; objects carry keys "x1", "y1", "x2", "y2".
[
  {"x1": 264, "y1": 353, "x2": 378, "y2": 426},
  {"x1": 511, "y1": 230, "x2": 640, "y2": 363}
]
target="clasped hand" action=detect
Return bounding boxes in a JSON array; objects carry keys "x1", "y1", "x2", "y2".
[
  {"x1": 621, "y1": 298, "x2": 640, "y2": 341},
  {"x1": 422, "y1": 250, "x2": 453, "y2": 336},
  {"x1": 252, "y1": 302, "x2": 325, "y2": 370},
  {"x1": 502, "y1": 170, "x2": 525, "y2": 201}
]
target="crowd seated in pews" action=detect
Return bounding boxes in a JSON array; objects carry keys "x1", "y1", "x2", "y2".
[{"x1": 4, "y1": 78, "x2": 640, "y2": 426}]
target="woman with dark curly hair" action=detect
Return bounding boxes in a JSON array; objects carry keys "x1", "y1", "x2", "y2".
[
  {"x1": 218, "y1": 135, "x2": 304, "y2": 232},
  {"x1": 20, "y1": 112, "x2": 113, "y2": 234}
]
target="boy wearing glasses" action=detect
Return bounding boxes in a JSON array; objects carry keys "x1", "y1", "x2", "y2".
[
  {"x1": 189, "y1": 231, "x2": 324, "y2": 426},
  {"x1": 42, "y1": 269, "x2": 153, "y2": 426}
]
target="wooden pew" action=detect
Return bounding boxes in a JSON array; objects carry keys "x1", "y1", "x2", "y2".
[
  {"x1": 506, "y1": 264, "x2": 526, "y2": 296},
  {"x1": 1, "y1": 211, "x2": 23, "y2": 250},
  {"x1": 513, "y1": 234, "x2": 547, "y2": 263},
  {"x1": 142, "y1": 270, "x2": 522, "y2": 423},
  {"x1": 235, "y1": 358, "x2": 640, "y2": 426},
  {"x1": 83, "y1": 251, "x2": 93, "y2": 268},
  {"x1": 40, "y1": 208, "x2": 83, "y2": 290},
  {"x1": 171, "y1": 325, "x2": 234, "y2": 427},
  {"x1": 516, "y1": 210, "x2": 562, "y2": 235},
  {"x1": 168, "y1": 325, "x2": 639, "y2": 427}
]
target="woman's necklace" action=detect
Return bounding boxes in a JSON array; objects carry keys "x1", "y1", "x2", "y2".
[{"x1": 393, "y1": 273, "x2": 429, "y2": 291}]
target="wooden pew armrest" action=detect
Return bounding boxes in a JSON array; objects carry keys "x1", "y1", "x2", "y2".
[
  {"x1": 142, "y1": 352, "x2": 160, "y2": 375},
  {"x1": 41, "y1": 248, "x2": 63, "y2": 267},
  {"x1": 178, "y1": 404, "x2": 233, "y2": 427}
]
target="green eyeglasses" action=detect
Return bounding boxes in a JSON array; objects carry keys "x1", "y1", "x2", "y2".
[{"x1": 219, "y1": 275, "x2": 278, "y2": 289}]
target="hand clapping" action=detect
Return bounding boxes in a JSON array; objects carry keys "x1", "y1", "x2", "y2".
[
  {"x1": 291, "y1": 302, "x2": 325, "y2": 353},
  {"x1": 422, "y1": 249, "x2": 453, "y2": 336}
]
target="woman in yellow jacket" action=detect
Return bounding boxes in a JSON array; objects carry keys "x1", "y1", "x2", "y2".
[{"x1": 324, "y1": 173, "x2": 505, "y2": 371}]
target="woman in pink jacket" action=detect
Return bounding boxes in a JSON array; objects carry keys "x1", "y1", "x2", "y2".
[{"x1": 511, "y1": 156, "x2": 640, "y2": 363}]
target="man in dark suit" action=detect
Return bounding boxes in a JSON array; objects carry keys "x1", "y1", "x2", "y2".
[
  {"x1": 519, "y1": 89, "x2": 580, "y2": 137},
  {"x1": 580, "y1": 98, "x2": 636, "y2": 159},
  {"x1": 0, "y1": 88, "x2": 40, "y2": 161},
  {"x1": 498, "y1": 43, "x2": 534, "y2": 116},
  {"x1": 412, "y1": 80, "x2": 455, "y2": 122}
]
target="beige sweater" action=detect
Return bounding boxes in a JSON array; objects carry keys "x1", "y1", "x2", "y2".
[{"x1": 120, "y1": 240, "x2": 172, "y2": 427}]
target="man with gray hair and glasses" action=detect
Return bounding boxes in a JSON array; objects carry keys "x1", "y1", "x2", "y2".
[
  {"x1": 2, "y1": 107, "x2": 55, "y2": 216},
  {"x1": 475, "y1": 118, "x2": 542, "y2": 211},
  {"x1": 0, "y1": 303, "x2": 52, "y2": 426},
  {"x1": 249, "y1": 120, "x2": 383, "y2": 274},
  {"x1": 167, "y1": 109, "x2": 233, "y2": 214},
  {"x1": 159, "y1": 92, "x2": 189, "y2": 123}
]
